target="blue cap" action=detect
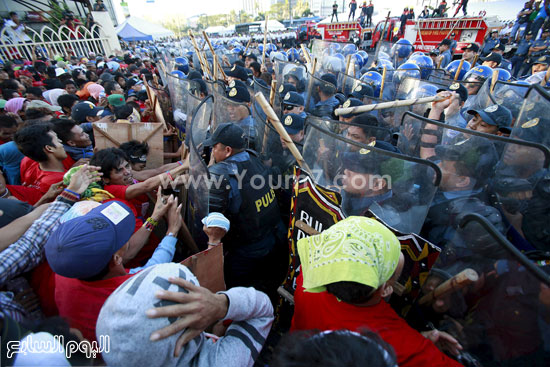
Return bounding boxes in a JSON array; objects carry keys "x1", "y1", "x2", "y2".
[
  {"x1": 278, "y1": 82, "x2": 297, "y2": 97},
  {"x1": 340, "y1": 98, "x2": 364, "y2": 118},
  {"x1": 282, "y1": 91, "x2": 305, "y2": 107},
  {"x1": 282, "y1": 113, "x2": 305, "y2": 135},
  {"x1": 468, "y1": 104, "x2": 512, "y2": 128},
  {"x1": 204, "y1": 122, "x2": 246, "y2": 149},
  {"x1": 226, "y1": 84, "x2": 250, "y2": 103},
  {"x1": 45, "y1": 201, "x2": 135, "y2": 279}
]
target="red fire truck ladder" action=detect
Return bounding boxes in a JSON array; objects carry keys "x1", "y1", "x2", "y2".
[{"x1": 415, "y1": 17, "x2": 485, "y2": 47}]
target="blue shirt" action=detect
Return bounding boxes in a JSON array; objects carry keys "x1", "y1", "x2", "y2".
[
  {"x1": 237, "y1": 115, "x2": 256, "y2": 139},
  {"x1": 0, "y1": 141, "x2": 24, "y2": 185},
  {"x1": 129, "y1": 235, "x2": 177, "y2": 274},
  {"x1": 482, "y1": 37, "x2": 499, "y2": 54},
  {"x1": 516, "y1": 39, "x2": 533, "y2": 56},
  {"x1": 440, "y1": 50, "x2": 452, "y2": 68}
]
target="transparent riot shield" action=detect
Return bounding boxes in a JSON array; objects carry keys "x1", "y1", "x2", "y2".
[
  {"x1": 310, "y1": 39, "x2": 349, "y2": 77},
  {"x1": 252, "y1": 78, "x2": 271, "y2": 148},
  {"x1": 405, "y1": 213, "x2": 550, "y2": 367},
  {"x1": 301, "y1": 115, "x2": 441, "y2": 234},
  {"x1": 338, "y1": 73, "x2": 370, "y2": 98},
  {"x1": 511, "y1": 84, "x2": 550, "y2": 147},
  {"x1": 492, "y1": 87, "x2": 550, "y2": 251},
  {"x1": 204, "y1": 79, "x2": 226, "y2": 97},
  {"x1": 473, "y1": 80, "x2": 531, "y2": 124},
  {"x1": 304, "y1": 72, "x2": 338, "y2": 117},
  {"x1": 187, "y1": 96, "x2": 213, "y2": 247},
  {"x1": 212, "y1": 90, "x2": 256, "y2": 150},
  {"x1": 167, "y1": 74, "x2": 190, "y2": 140},
  {"x1": 427, "y1": 68, "x2": 452, "y2": 85},
  {"x1": 274, "y1": 61, "x2": 308, "y2": 94},
  {"x1": 398, "y1": 112, "x2": 550, "y2": 249},
  {"x1": 394, "y1": 77, "x2": 447, "y2": 117}
]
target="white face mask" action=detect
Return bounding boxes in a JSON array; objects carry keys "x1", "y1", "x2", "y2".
[{"x1": 128, "y1": 108, "x2": 141, "y2": 123}]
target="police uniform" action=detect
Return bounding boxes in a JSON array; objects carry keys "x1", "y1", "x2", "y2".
[
  {"x1": 521, "y1": 35, "x2": 550, "y2": 76},
  {"x1": 226, "y1": 82, "x2": 257, "y2": 148},
  {"x1": 481, "y1": 34, "x2": 499, "y2": 56},
  {"x1": 511, "y1": 35, "x2": 533, "y2": 77},
  {"x1": 205, "y1": 123, "x2": 286, "y2": 298}
]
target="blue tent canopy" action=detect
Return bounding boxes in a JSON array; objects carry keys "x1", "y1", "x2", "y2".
[{"x1": 115, "y1": 16, "x2": 174, "y2": 41}]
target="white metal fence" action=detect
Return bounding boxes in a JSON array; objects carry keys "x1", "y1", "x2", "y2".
[{"x1": 0, "y1": 23, "x2": 111, "y2": 61}]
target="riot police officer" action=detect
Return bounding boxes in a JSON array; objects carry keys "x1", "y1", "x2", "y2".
[{"x1": 205, "y1": 123, "x2": 287, "y2": 300}]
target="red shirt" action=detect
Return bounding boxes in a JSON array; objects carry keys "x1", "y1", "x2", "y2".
[
  {"x1": 103, "y1": 184, "x2": 149, "y2": 219},
  {"x1": 55, "y1": 273, "x2": 133, "y2": 342},
  {"x1": 20, "y1": 156, "x2": 75, "y2": 190},
  {"x1": 291, "y1": 273, "x2": 463, "y2": 367}
]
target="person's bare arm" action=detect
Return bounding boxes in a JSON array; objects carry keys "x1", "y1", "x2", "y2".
[
  {"x1": 421, "y1": 92, "x2": 451, "y2": 160},
  {"x1": 131, "y1": 162, "x2": 181, "y2": 182},
  {"x1": 123, "y1": 189, "x2": 173, "y2": 262},
  {"x1": 0, "y1": 204, "x2": 50, "y2": 252},
  {"x1": 125, "y1": 158, "x2": 188, "y2": 200}
]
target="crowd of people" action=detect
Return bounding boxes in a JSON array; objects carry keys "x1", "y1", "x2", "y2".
[{"x1": 0, "y1": 1, "x2": 549, "y2": 366}]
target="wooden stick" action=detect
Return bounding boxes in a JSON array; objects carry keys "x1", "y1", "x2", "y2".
[
  {"x1": 454, "y1": 59, "x2": 465, "y2": 80},
  {"x1": 295, "y1": 220, "x2": 320, "y2": 235},
  {"x1": 490, "y1": 68, "x2": 499, "y2": 93},
  {"x1": 472, "y1": 53, "x2": 480, "y2": 67},
  {"x1": 213, "y1": 55, "x2": 218, "y2": 82},
  {"x1": 335, "y1": 95, "x2": 446, "y2": 116},
  {"x1": 372, "y1": 11, "x2": 391, "y2": 67},
  {"x1": 262, "y1": 16, "x2": 268, "y2": 66},
  {"x1": 202, "y1": 30, "x2": 216, "y2": 56},
  {"x1": 188, "y1": 30, "x2": 210, "y2": 79},
  {"x1": 255, "y1": 92, "x2": 311, "y2": 171},
  {"x1": 436, "y1": 55, "x2": 443, "y2": 69},
  {"x1": 418, "y1": 268, "x2": 479, "y2": 305},
  {"x1": 342, "y1": 55, "x2": 352, "y2": 93},
  {"x1": 244, "y1": 38, "x2": 252, "y2": 54},
  {"x1": 541, "y1": 65, "x2": 550, "y2": 86},
  {"x1": 379, "y1": 65, "x2": 387, "y2": 99},
  {"x1": 300, "y1": 43, "x2": 312, "y2": 64},
  {"x1": 218, "y1": 61, "x2": 228, "y2": 82},
  {"x1": 261, "y1": 80, "x2": 277, "y2": 153}
]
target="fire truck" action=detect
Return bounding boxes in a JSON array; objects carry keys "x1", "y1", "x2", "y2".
[
  {"x1": 297, "y1": 21, "x2": 322, "y2": 43},
  {"x1": 316, "y1": 20, "x2": 375, "y2": 49},
  {"x1": 370, "y1": 15, "x2": 494, "y2": 55}
]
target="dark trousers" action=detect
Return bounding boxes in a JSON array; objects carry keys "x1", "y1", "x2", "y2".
[
  {"x1": 349, "y1": 9, "x2": 356, "y2": 20},
  {"x1": 531, "y1": 17, "x2": 546, "y2": 38},
  {"x1": 511, "y1": 55, "x2": 527, "y2": 78},
  {"x1": 331, "y1": 11, "x2": 338, "y2": 22},
  {"x1": 367, "y1": 13, "x2": 372, "y2": 26}
]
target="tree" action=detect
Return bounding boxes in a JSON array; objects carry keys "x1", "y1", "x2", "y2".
[
  {"x1": 302, "y1": 9, "x2": 314, "y2": 17},
  {"x1": 255, "y1": 12, "x2": 265, "y2": 21},
  {"x1": 293, "y1": 0, "x2": 310, "y2": 18}
]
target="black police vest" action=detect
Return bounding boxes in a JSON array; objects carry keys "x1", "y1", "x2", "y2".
[{"x1": 229, "y1": 153, "x2": 281, "y2": 245}]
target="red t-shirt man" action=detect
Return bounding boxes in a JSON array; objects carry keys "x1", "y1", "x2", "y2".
[
  {"x1": 55, "y1": 273, "x2": 133, "y2": 342},
  {"x1": 291, "y1": 272, "x2": 463, "y2": 367}
]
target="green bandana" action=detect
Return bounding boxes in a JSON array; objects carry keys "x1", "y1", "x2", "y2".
[{"x1": 297, "y1": 216, "x2": 401, "y2": 293}]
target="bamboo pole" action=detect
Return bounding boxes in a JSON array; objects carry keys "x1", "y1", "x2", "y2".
[
  {"x1": 490, "y1": 68, "x2": 499, "y2": 93},
  {"x1": 261, "y1": 80, "x2": 277, "y2": 153},
  {"x1": 454, "y1": 58, "x2": 465, "y2": 80},
  {"x1": 335, "y1": 95, "x2": 447, "y2": 116},
  {"x1": 541, "y1": 65, "x2": 550, "y2": 86},
  {"x1": 379, "y1": 65, "x2": 387, "y2": 99},
  {"x1": 418, "y1": 269, "x2": 479, "y2": 306},
  {"x1": 255, "y1": 92, "x2": 311, "y2": 172},
  {"x1": 262, "y1": 16, "x2": 268, "y2": 66}
]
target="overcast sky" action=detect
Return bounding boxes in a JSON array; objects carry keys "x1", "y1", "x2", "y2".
[{"x1": 113, "y1": 0, "x2": 523, "y2": 25}]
